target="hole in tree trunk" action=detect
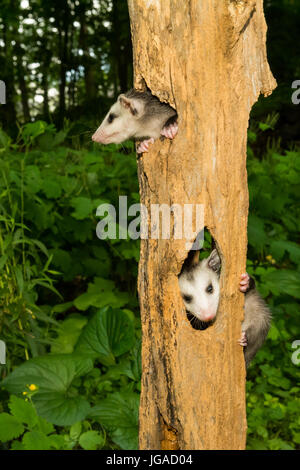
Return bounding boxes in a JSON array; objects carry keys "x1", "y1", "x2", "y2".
[{"x1": 178, "y1": 229, "x2": 221, "y2": 331}]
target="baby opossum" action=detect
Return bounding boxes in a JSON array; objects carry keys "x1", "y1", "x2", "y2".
[
  {"x1": 178, "y1": 249, "x2": 272, "y2": 368},
  {"x1": 92, "y1": 89, "x2": 178, "y2": 153}
]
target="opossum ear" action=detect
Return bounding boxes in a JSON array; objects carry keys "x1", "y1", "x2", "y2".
[
  {"x1": 207, "y1": 249, "x2": 221, "y2": 273},
  {"x1": 118, "y1": 94, "x2": 144, "y2": 117},
  {"x1": 185, "y1": 249, "x2": 200, "y2": 269}
]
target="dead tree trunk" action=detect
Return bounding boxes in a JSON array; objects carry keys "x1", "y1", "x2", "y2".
[{"x1": 127, "y1": 0, "x2": 276, "y2": 450}]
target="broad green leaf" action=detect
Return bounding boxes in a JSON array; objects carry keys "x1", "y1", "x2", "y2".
[
  {"x1": 2, "y1": 355, "x2": 93, "y2": 426},
  {"x1": 22, "y1": 431, "x2": 53, "y2": 450},
  {"x1": 73, "y1": 277, "x2": 129, "y2": 311},
  {"x1": 79, "y1": 430, "x2": 105, "y2": 450},
  {"x1": 74, "y1": 290, "x2": 129, "y2": 311},
  {"x1": 90, "y1": 392, "x2": 139, "y2": 450},
  {"x1": 0, "y1": 413, "x2": 24, "y2": 442},
  {"x1": 8, "y1": 395, "x2": 38, "y2": 428},
  {"x1": 75, "y1": 307, "x2": 135, "y2": 365},
  {"x1": 51, "y1": 316, "x2": 88, "y2": 354}
]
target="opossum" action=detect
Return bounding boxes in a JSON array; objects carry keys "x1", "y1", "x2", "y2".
[
  {"x1": 92, "y1": 89, "x2": 178, "y2": 153},
  {"x1": 178, "y1": 249, "x2": 272, "y2": 368}
]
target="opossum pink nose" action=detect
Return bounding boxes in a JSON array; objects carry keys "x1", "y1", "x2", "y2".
[
  {"x1": 92, "y1": 132, "x2": 106, "y2": 143},
  {"x1": 204, "y1": 313, "x2": 215, "y2": 321}
]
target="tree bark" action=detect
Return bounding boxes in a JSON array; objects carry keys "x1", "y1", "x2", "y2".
[{"x1": 127, "y1": 0, "x2": 276, "y2": 450}]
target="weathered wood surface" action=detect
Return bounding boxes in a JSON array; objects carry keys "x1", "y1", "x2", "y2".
[{"x1": 127, "y1": 0, "x2": 276, "y2": 450}]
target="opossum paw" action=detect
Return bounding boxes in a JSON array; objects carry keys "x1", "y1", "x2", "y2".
[
  {"x1": 161, "y1": 121, "x2": 178, "y2": 140},
  {"x1": 137, "y1": 138, "x2": 155, "y2": 154},
  {"x1": 239, "y1": 273, "x2": 250, "y2": 292},
  {"x1": 238, "y1": 331, "x2": 248, "y2": 348}
]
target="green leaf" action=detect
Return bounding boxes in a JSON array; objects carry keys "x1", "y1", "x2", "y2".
[
  {"x1": 2, "y1": 355, "x2": 93, "y2": 426},
  {"x1": 43, "y1": 179, "x2": 62, "y2": 199},
  {"x1": 8, "y1": 395, "x2": 38, "y2": 428},
  {"x1": 22, "y1": 431, "x2": 53, "y2": 450},
  {"x1": 0, "y1": 413, "x2": 24, "y2": 442},
  {"x1": 248, "y1": 214, "x2": 268, "y2": 252},
  {"x1": 75, "y1": 307, "x2": 135, "y2": 365},
  {"x1": 71, "y1": 197, "x2": 93, "y2": 220},
  {"x1": 51, "y1": 316, "x2": 88, "y2": 354},
  {"x1": 0, "y1": 254, "x2": 8, "y2": 270},
  {"x1": 268, "y1": 323, "x2": 280, "y2": 341},
  {"x1": 15, "y1": 265, "x2": 24, "y2": 293},
  {"x1": 47, "y1": 433, "x2": 68, "y2": 450},
  {"x1": 0, "y1": 128, "x2": 11, "y2": 148},
  {"x1": 79, "y1": 430, "x2": 105, "y2": 450},
  {"x1": 73, "y1": 277, "x2": 129, "y2": 311},
  {"x1": 90, "y1": 392, "x2": 139, "y2": 450},
  {"x1": 25, "y1": 165, "x2": 42, "y2": 193},
  {"x1": 270, "y1": 240, "x2": 300, "y2": 264},
  {"x1": 36, "y1": 416, "x2": 55, "y2": 435},
  {"x1": 262, "y1": 270, "x2": 300, "y2": 298},
  {"x1": 74, "y1": 290, "x2": 129, "y2": 311},
  {"x1": 11, "y1": 441, "x2": 25, "y2": 450},
  {"x1": 22, "y1": 121, "x2": 48, "y2": 143},
  {"x1": 69, "y1": 421, "x2": 82, "y2": 441}
]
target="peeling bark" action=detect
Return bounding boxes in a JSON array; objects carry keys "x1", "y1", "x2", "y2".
[{"x1": 127, "y1": 0, "x2": 276, "y2": 450}]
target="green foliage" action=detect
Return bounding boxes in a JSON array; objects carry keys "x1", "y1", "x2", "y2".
[
  {"x1": 0, "y1": 113, "x2": 299, "y2": 450},
  {"x1": 2, "y1": 355, "x2": 94, "y2": 426},
  {"x1": 75, "y1": 307, "x2": 136, "y2": 365},
  {"x1": 245, "y1": 121, "x2": 300, "y2": 450},
  {"x1": 90, "y1": 391, "x2": 139, "y2": 450},
  {"x1": 0, "y1": 121, "x2": 141, "y2": 449},
  {"x1": 0, "y1": 395, "x2": 106, "y2": 450}
]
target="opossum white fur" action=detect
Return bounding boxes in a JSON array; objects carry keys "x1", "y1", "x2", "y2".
[
  {"x1": 92, "y1": 89, "x2": 178, "y2": 152},
  {"x1": 178, "y1": 249, "x2": 272, "y2": 368}
]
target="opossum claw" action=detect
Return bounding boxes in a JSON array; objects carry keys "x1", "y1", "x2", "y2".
[
  {"x1": 238, "y1": 331, "x2": 248, "y2": 347},
  {"x1": 137, "y1": 138, "x2": 155, "y2": 154},
  {"x1": 161, "y1": 121, "x2": 178, "y2": 140}
]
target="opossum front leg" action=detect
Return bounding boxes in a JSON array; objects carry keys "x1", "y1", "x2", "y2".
[
  {"x1": 137, "y1": 138, "x2": 155, "y2": 154},
  {"x1": 160, "y1": 121, "x2": 178, "y2": 140},
  {"x1": 237, "y1": 273, "x2": 251, "y2": 347}
]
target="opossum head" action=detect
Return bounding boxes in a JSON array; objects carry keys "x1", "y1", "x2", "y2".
[
  {"x1": 92, "y1": 93, "x2": 146, "y2": 144},
  {"x1": 178, "y1": 249, "x2": 221, "y2": 324}
]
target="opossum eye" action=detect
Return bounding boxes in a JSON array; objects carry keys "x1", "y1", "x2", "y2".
[
  {"x1": 206, "y1": 284, "x2": 213, "y2": 294},
  {"x1": 183, "y1": 294, "x2": 192, "y2": 303},
  {"x1": 107, "y1": 113, "x2": 116, "y2": 124}
]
